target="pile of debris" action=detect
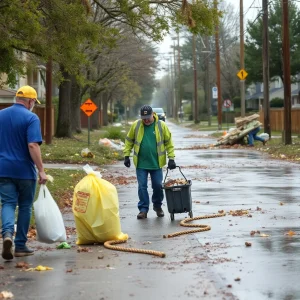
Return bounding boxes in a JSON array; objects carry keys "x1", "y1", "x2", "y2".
[{"x1": 215, "y1": 114, "x2": 262, "y2": 146}]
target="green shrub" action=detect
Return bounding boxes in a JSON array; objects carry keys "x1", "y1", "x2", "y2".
[
  {"x1": 270, "y1": 97, "x2": 284, "y2": 108},
  {"x1": 102, "y1": 126, "x2": 126, "y2": 141},
  {"x1": 233, "y1": 96, "x2": 241, "y2": 109}
]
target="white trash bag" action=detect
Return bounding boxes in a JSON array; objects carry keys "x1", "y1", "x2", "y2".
[
  {"x1": 259, "y1": 133, "x2": 269, "y2": 141},
  {"x1": 34, "y1": 185, "x2": 66, "y2": 244}
]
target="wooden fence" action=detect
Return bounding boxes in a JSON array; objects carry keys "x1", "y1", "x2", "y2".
[
  {"x1": 0, "y1": 104, "x2": 55, "y2": 138},
  {"x1": 259, "y1": 108, "x2": 300, "y2": 133}
]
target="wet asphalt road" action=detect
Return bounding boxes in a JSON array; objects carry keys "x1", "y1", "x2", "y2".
[{"x1": 1, "y1": 120, "x2": 300, "y2": 300}]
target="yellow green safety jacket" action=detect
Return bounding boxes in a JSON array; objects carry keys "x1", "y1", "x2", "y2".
[{"x1": 123, "y1": 114, "x2": 175, "y2": 168}]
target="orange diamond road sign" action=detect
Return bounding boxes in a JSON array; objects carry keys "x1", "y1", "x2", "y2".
[{"x1": 80, "y1": 98, "x2": 97, "y2": 117}]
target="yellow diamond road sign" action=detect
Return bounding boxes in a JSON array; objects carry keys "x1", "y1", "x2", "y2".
[{"x1": 237, "y1": 69, "x2": 248, "y2": 80}]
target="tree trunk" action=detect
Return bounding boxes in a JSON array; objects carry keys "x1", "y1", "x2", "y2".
[
  {"x1": 109, "y1": 98, "x2": 113, "y2": 124},
  {"x1": 90, "y1": 88, "x2": 100, "y2": 129},
  {"x1": 102, "y1": 93, "x2": 109, "y2": 126},
  {"x1": 56, "y1": 67, "x2": 72, "y2": 138},
  {"x1": 71, "y1": 75, "x2": 82, "y2": 133}
]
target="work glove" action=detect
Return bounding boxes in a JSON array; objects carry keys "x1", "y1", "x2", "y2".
[
  {"x1": 168, "y1": 159, "x2": 176, "y2": 170},
  {"x1": 124, "y1": 156, "x2": 131, "y2": 168}
]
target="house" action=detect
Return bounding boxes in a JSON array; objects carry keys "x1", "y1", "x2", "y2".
[
  {"x1": 0, "y1": 65, "x2": 47, "y2": 105},
  {"x1": 246, "y1": 76, "x2": 300, "y2": 110}
]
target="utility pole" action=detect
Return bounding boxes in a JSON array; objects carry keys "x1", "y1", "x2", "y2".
[
  {"x1": 215, "y1": 1, "x2": 222, "y2": 130},
  {"x1": 262, "y1": 0, "x2": 271, "y2": 137},
  {"x1": 172, "y1": 40, "x2": 177, "y2": 119},
  {"x1": 45, "y1": 58, "x2": 52, "y2": 145},
  {"x1": 168, "y1": 51, "x2": 175, "y2": 119},
  {"x1": 282, "y1": 0, "x2": 292, "y2": 144},
  {"x1": 240, "y1": 0, "x2": 245, "y2": 117},
  {"x1": 168, "y1": 58, "x2": 174, "y2": 118},
  {"x1": 205, "y1": 36, "x2": 211, "y2": 126},
  {"x1": 177, "y1": 31, "x2": 182, "y2": 119},
  {"x1": 193, "y1": 34, "x2": 199, "y2": 123}
]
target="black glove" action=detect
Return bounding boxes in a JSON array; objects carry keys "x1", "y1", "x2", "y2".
[
  {"x1": 124, "y1": 156, "x2": 131, "y2": 168},
  {"x1": 168, "y1": 159, "x2": 176, "y2": 170}
]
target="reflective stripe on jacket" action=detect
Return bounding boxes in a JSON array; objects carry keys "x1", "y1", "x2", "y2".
[{"x1": 123, "y1": 114, "x2": 175, "y2": 168}]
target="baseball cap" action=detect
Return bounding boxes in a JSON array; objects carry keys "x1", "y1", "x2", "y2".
[
  {"x1": 140, "y1": 105, "x2": 153, "y2": 119},
  {"x1": 16, "y1": 85, "x2": 41, "y2": 104}
]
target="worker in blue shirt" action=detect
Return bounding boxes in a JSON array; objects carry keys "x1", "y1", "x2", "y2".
[{"x1": 0, "y1": 85, "x2": 47, "y2": 260}]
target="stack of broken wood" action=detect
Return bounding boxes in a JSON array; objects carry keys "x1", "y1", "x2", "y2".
[{"x1": 215, "y1": 114, "x2": 262, "y2": 146}]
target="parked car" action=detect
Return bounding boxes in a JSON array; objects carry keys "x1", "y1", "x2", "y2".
[{"x1": 152, "y1": 107, "x2": 166, "y2": 122}]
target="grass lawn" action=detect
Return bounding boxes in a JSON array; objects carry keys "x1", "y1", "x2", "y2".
[{"x1": 41, "y1": 128, "x2": 125, "y2": 166}]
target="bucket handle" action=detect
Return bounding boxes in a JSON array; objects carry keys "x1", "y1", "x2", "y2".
[{"x1": 163, "y1": 166, "x2": 188, "y2": 184}]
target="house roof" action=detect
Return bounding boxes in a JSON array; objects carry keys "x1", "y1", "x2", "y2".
[
  {"x1": 246, "y1": 91, "x2": 263, "y2": 100},
  {"x1": 246, "y1": 87, "x2": 297, "y2": 100},
  {"x1": 0, "y1": 89, "x2": 16, "y2": 97}
]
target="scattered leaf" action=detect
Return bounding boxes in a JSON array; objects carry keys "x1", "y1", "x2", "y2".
[
  {"x1": 280, "y1": 202, "x2": 284, "y2": 206},
  {"x1": 234, "y1": 277, "x2": 241, "y2": 281},
  {"x1": 77, "y1": 247, "x2": 92, "y2": 253},
  {"x1": 250, "y1": 230, "x2": 260, "y2": 236},
  {"x1": 245, "y1": 242, "x2": 252, "y2": 247},
  {"x1": 285, "y1": 230, "x2": 296, "y2": 236},
  {"x1": 15, "y1": 262, "x2": 30, "y2": 269}
]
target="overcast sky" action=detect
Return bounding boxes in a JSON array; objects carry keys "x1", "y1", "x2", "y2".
[{"x1": 155, "y1": 0, "x2": 262, "y2": 78}]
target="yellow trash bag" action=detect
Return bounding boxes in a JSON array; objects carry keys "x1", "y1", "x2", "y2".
[{"x1": 72, "y1": 165, "x2": 128, "y2": 244}]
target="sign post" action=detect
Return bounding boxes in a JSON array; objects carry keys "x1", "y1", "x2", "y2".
[
  {"x1": 80, "y1": 98, "x2": 98, "y2": 146},
  {"x1": 223, "y1": 99, "x2": 232, "y2": 130},
  {"x1": 212, "y1": 86, "x2": 218, "y2": 99}
]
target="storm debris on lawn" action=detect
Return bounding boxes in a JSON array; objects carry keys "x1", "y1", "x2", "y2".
[
  {"x1": 215, "y1": 114, "x2": 262, "y2": 146},
  {"x1": 81, "y1": 148, "x2": 95, "y2": 158},
  {"x1": 0, "y1": 291, "x2": 14, "y2": 299}
]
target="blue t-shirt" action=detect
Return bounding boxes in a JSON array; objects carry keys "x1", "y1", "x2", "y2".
[{"x1": 0, "y1": 104, "x2": 42, "y2": 180}]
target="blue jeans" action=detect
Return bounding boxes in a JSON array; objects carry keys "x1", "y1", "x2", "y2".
[
  {"x1": 0, "y1": 178, "x2": 36, "y2": 248},
  {"x1": 248, "y1": 127, "x2": 265, "y2": 145},
  {"x1": 136, "y1": 168, "x2": 164, "y2": 213}
]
